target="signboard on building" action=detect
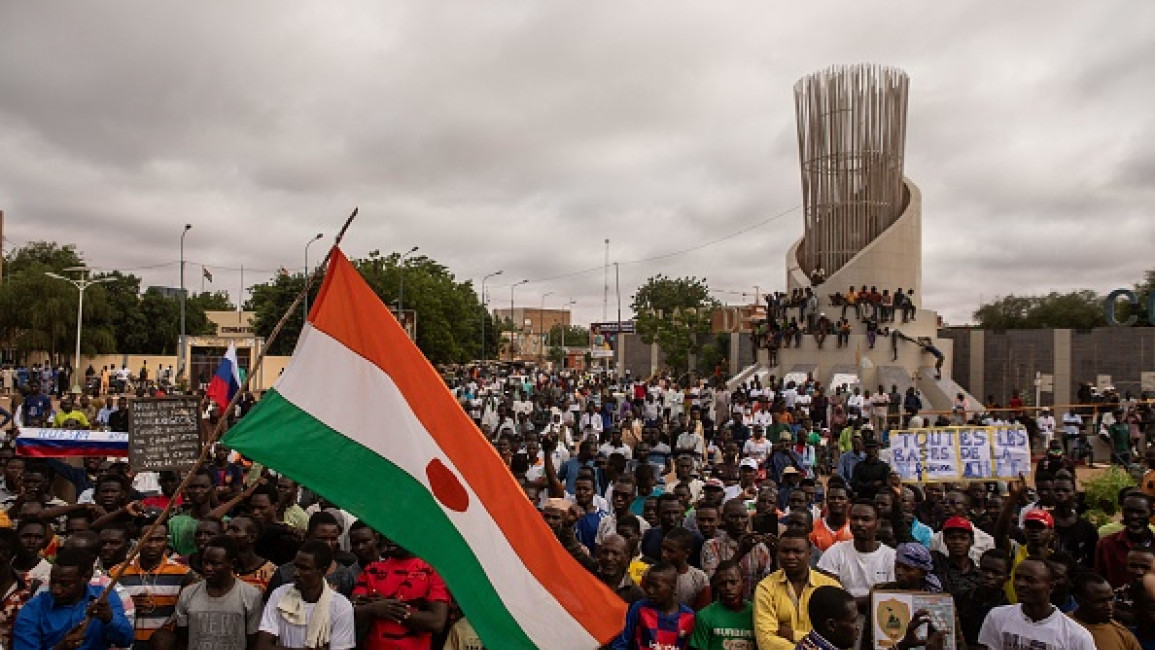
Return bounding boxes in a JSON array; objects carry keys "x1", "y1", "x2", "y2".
[
  {"x1": 590, "y1": 321, "x2": 634, "y2": 359},
  {"x1": 889, "y1": 426, "x2": 1031, "y2": 483}
]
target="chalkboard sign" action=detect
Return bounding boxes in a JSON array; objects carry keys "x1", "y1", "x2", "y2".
[{"x1": 129, "y1": 397, "x2": 202, "y2": 471}]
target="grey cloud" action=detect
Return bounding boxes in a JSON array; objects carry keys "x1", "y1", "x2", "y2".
[{"x1": 1, "y1": 1, "x2": 1152, "y2": 328}]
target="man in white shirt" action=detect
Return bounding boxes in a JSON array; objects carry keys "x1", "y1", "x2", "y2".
[
  {"x1": 578, "y1": 404, "x2": 603, "y2": 438},
  {"x1": 978, "y1": 557, "x2": 1094, "y2": 650},
  {"x1": 816, "y1": 502, "x2": 895, "y2": 607},
  {"x1": 598, "y1": 428, "x2": 632, "y2": 460},
  {"x1": 258, "y1": 541, "x2": 356, "y2": 650},
  {"x1": 1062, "y1": 408, "x2": 1083, "y2": 456},
  {"x1": 1038, "y1": 408, "x2": 1057, "y2": 448}
]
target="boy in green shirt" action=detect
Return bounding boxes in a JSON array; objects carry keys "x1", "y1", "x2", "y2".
[{"x1": 690, "y1": 560, "x2": 756, "y2": 650}]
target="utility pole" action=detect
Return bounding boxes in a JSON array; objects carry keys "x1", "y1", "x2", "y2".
[
  {"x1": 614, "y1": 262, "x2": 622, "y2": 375},
  {"x1": 603, "y1": 238, "x2": 609, "y2": 321},
  {"x1": 179, "y1": 224, "x2": 192, "y2": 382},
  {"x1": 480, "y1": 270, "x2": 503, "y2": 363},
  {"x1": 510, "y1": 279, "x2": 528, "y2": 361},
  {"x1": 539, "y1": 291, "x2": 553, "y2": 362}
]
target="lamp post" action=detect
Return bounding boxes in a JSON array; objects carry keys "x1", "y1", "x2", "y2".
[
  {"x1": 179, "y1": 224, "x2": 192, "y2": 381},
  {"x1": 397, "y1": 246, "x2": 419, "y2": 313},
  {"x1": 480, "y1": 270, "x2": 502, "y2": 363},
  {"x1": 45, "y1": 267, "x2": 112, "y2": 393},
  {"x1": 538, "y1": 291, "x2": 554, "y2": 362},
  {"x1": 304, "y1": 233, "x2": 323, "y2": 321},
  {"x1": 510, "y1": 279, "x2": 528, "y2": 361},
  {"x1": 556, "y1": 298, "x2": 576, "y2": 367}
]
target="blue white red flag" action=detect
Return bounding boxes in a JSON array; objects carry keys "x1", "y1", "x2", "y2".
[
  {"x1": 16, "y1": 428, "x2": 129, "y2": 457},
  {"x1": 206, "y1": 342, "x2": 241, "y2": 413}
]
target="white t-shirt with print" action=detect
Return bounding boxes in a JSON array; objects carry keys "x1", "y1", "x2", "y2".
[
  {"x1": 816, "y1": 540, "x2": 895, "y2": 597},
  {"x1": 978, "y1": 604, "x2": 1095, "y2": 650}
]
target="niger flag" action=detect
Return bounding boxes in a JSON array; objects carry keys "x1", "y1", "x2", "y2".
[{"x1": 223, "y1": 248, "x2": 625, "y2": 648}]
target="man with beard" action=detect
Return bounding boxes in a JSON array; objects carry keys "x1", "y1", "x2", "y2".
[
  {"x1": 700, "y1": 499, "x2": 771, "y2": 598},
  {"x1": 1071, "y1": 571, "x2": 1143, "y2": 649},
  {"x1": 597, "y1": 534, "x2": 646, "y2": 604},
  {"x1": 114, "y1": 523, "x2": 196, "y2": 649},
  {"x1": 352, "y1": 536, "x2": 449, "y2": 650}
]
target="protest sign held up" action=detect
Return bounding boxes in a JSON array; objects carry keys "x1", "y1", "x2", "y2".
[
  {"x1": 889, "y1": 426, "x2": 1032, "y2": 483},
  {"x1": 128, "y1": 396, "x2": 203, "y2": 471}
]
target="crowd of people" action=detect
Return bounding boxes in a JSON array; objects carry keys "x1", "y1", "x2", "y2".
[
  {"x1": 751, "y1": 286, "x2": 927, "y2": 367},
  {"x1": 0, "y1": 363, "x2": 1151, "y2": 648}
]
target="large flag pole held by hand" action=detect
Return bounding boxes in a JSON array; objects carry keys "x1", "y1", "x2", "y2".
[{"x1": 224, "y1": 247, "x2": 627, "y2": 649}]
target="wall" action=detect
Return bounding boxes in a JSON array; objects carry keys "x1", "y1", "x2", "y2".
[{"x1": 942, "y1": 327, "x2": 1155, "y2": 406}]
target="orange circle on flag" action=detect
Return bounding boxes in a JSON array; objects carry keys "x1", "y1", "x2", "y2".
[{"x1": 427, "y1": 458, "x2": 469, "y2": 512}]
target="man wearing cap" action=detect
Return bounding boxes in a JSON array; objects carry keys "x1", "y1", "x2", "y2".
[
  {"x1": 996, "y1": 478, "x2": 1057, "y2": 602},
  {"x1": 775, "y1": 468, "x2": 803, "y2": 512},
  {"x1": 767, "y1": 433, "x2": 803, "y2": 485},
  {"x1": 733, "y1": 458, "x2": 761, "y2": 502},
  {"x1": 931, "y1": 516, "x2": 983, "y2": 594},
  {"x1": 929, "y1": 491, "x2": 995, "y2": 563},
  {"x1": 849, "y1": 438, "x2": 889, "y2": 500}
]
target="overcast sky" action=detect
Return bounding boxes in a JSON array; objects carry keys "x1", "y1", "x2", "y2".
[{"x1": 2, "y1": 2, "x2": 1152, "y2": 326}]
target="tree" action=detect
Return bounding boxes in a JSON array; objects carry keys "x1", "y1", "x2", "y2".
[
  {"x1": 247, "y1": 250, "x2": 490, "y2": 364},
  {"x1": 547, "y1": 323, "x2": 590, "y2": 349},
  {"x1": 973, "y1": 291, "x2": 1107, "y2": 329},
  {"x1": 189, "y1": 291, "x2": 236, "y2": 312},
  {"x1": 0, "y1": 242, "x2": 116, "y2": 362},
  {"x1": 631, "y1": 275, "x2": 719, "y2": 374}
]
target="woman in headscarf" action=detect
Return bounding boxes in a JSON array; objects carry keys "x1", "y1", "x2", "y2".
[{"x1": 864, "y1": 543, "x2": 965, "y2": 649}]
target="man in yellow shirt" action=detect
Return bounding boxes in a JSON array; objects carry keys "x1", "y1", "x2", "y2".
[
  {"x1": 52, "y1": 399, "x2": 90, "y2": 429},
  {"x1": 753, "y1": 529, "x2": 842, "y2": 649}
]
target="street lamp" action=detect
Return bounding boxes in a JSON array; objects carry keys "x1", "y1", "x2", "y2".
[
  {"x1": 560, "y1": 299, "x2": 576, "y2": 365},
  {"x1": 480, "y1": 270, "x2": 502, "y2": 363},
  {"x1": 304, "y1": 233, "x2": 324, "y2": 321},
  {"x1": 179, "y1": 224, "x2": 192, "y2": 381},
  {"x1": 45, "y1": 267, "x2": 112, "y2": 393},
  {"x1": 539, "y1": 291, "x2": 554, "y2": 362},
  {"x1": 397, "y1": 246, "x2": 419, "y2": 313},
  {"x1": 509, "y1": 279, "x2": 528, "y2": 361}
]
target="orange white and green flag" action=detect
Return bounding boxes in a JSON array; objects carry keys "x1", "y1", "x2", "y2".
[{"x1": 223, "y1": 248, "x2": 626, "y2": 648}]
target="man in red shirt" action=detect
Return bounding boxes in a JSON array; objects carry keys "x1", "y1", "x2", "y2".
[
  {"x1": 1095, "y1": 492, "x2": 1154, "y2": 588},
  {"x1": 352, "y1": 536, "x2": 449, "y2": 649}
]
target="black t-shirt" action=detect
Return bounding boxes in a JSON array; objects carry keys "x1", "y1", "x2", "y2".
[{"x1": 1055, "y1": 516, "x2": 1099, "y2": 568}]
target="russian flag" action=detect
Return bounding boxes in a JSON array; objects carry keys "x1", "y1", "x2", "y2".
[{"x1": 206, "y1": 342, "x2": 241, "y2": 413}]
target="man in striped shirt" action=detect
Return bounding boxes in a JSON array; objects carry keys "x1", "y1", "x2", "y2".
[{"x1": 113, "y1": 525, "x2": 195, "y2": 649}]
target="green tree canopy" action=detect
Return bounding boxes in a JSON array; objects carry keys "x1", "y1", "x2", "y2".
[
  {"x1": 246, "y1": 249, "x2": 493, "y2": 363},
  {"x1": 631, "y1": 274, "x2": 719, "y2": 373}
]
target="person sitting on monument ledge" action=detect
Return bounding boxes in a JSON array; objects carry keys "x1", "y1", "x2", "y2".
[{"x1": 813, "y1": 314, "x2": 831, "y2": 349}]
